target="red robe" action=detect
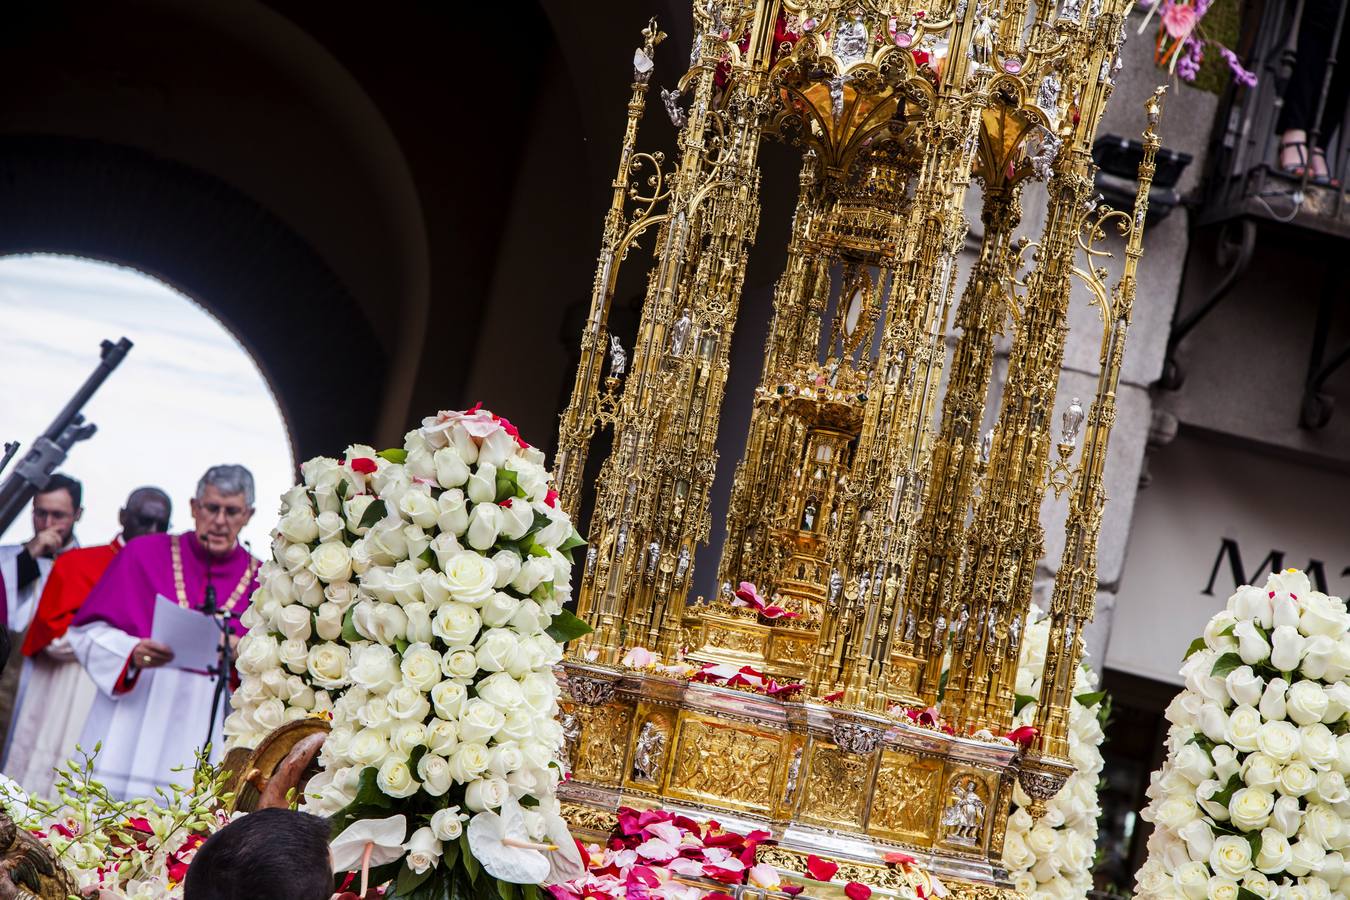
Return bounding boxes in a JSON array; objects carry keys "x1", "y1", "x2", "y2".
[{"x1": 21, "y1": 537, "x2": 122, "y2": 658}]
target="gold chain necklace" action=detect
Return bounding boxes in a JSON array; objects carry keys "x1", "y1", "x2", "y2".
[{"x1": 170, "y1": 535, "x2": 258, "y2": 613}]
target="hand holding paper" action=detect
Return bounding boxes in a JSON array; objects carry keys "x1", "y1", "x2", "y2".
[{"x1": 149, "y1": 595, "x2": 222, "y2": 672}]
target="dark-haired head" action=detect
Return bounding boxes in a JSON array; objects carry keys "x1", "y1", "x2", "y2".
[{"x1": 183, "y1": 808, "x2": 332, "y2": 900}]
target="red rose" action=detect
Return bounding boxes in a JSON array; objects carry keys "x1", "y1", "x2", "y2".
[{"x1": 350, "y1": 458, "x2": 377, "y2": 474}]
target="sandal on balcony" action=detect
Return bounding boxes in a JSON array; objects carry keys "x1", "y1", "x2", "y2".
[
  {"x1": 1280, "y1": 138, "x2": 1313, "y2": 179},
  {"x1": 1312, "y1": 148, "x2": 1342, "y2": 188}
]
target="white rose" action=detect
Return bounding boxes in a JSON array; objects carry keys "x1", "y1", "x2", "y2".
[
  {"x1": 464, "y1": 462, "x2": 496, "y2": 505},
  {"x1": 419, "y1": 569, "x2": 451, "y2": 608},
  {"x1": 426, "y1": 718, "x2": 459, "y2": 756},
  {"x1": 1272, "y1": 795, "x2": 1303, "y2": 837},
  {"x1": 253, "y1": 697, "x2": 286, "y2": 732},
  {"x1": 475, "y1": 629, "x2": 522, "y2": 674},
  {"x1": 349, "y1": 643, "x2": 401, "y2": 692},
  {"x1": 434, "y1": 447, "x2": 470, "y2": 488},
  {"x1": 1231, "y1": 787, "x2": 1275, "y2": 831},
  {"x1": 1178, "y1": 818, "x2": 1215, "y2": 861},
  {"x1": 365, "y1": 561, "x2": 424, "y2": 606},
  {"x1": 279, "y1": 638, "x2": 310, "y2": 674},
  {"x1": 292, "y1": 570, "x2": 325, "y2": 608},
  {"x1": 1271, "y1": 625, "x2": 1307, "y2": 672},
  {"x1": 1214, "y1": 744, "x2": 1242, "y2": 783},
  {"x1": 400, "y1": 642, "x2": 443, "y2": 691},
  {"x1": 1231, "y1": 585, "x2": 1274, "y2": 627},
  {"x1": 306, "y1": 642, "x2": 350, "y2": 689},
  {"x1": 1324, "y1": 682, "x2": 1350, "y2": 724},
  {"x1": 478, "y1": 429, "x2": 516, "y2": 470},
  {"x1": 1302, "y1": 635, "x2": 1337, "y2": 681},
  {"x1": 279, "y1": 541, "x2": 310, "y2": 576},
  {"x1": 1174, "y1": 861, "x2": 1210, "y2": 900},
  {"x1": 1303, "y1": 803, "x2": 1344, "y2": 850},
  {"x1": 387, "y1": 684, "x2": 432, "y2": 721},
  {"x1": 466, "y1": 504, "x2": 503, "y2": 552},
  {"x1": 465, "y1": 777, "x2": 510, "y2": 811},
  {"x1": 1338, "y1": 734, "x2": 1350, "y2": 775},
  {"x1": 366, "y1": 517, "x2": 411, "y2": 565},
  {"x1": 441, "y1": 552, "x2": 496, "y2": 606},
  {"x1": 418, "y1": 754, "x2": 454, "y2": 797},
  {"x1": 399, "y1": 488, "x2": 439, "y2": 530},
  {"x1": 357, "y1": 695, "x2": 392, "y2": 730},
  {"x1": 1315, "y1": 771, "x2": 1349, "y2": 804},
  {"x1": 1198, "y1": 779, "x2": 1232, "y2": 820},
  {"x1": 1227, "y1": 666, "x2": 1266, "y2": 707},
  {"x1": 276, "y1": 604, "x2": 313, "y2": 642},
  {"x1": 482, "y1": 592, "x2": 522, "y2": 629},
  {"x1": 533, "y1": 505, "x2": 571, "y2": 550},
  {"x1": 437, "y1": 489, "x2": 470, "y2": 537},
  {"x1": 498, "y1": 499, "x2": 533, "y2": 542},
  {"x1": 1289, "y1": 682, "x2": 1332, "y2": 726},
  {"x1": 302, "y1": 456, "x2": 342, "y2": 489},
  {"x1": 278, "y1": 507, "x2": 320, "y2": 544},
  {"x1": 324, "y1": 580, "x2": 359, "y2": 611},
  {"x1": 316, "y1": 510, "x2": 345, "y2": 543},
  {"x1": 308, "y1": 542, "x2": 353, "y2": 584},
  {"x1": 1210, "y1": 835, "x2": 1254, "y2": 880},
  {"x1": 1258, "y1": 721, "x2": 1301, "y2": 762},
  {"x1": 1280, "y1": 761, "x2": 1317, "y2": 797},
  {"x1": 353, "y1": 601, "x2": 408, "y2": 645},
  {"x1": 1227, "y1": 705, "x2": 1263, "y2": 751},
  {"x1": 1320, "y1": 851, "x2": 1346, "y2": 887},
  {"x1": 1167, "y1": 692, "x2": 1204, "y2": 728},
  {"x1": 433, "y1": 603, "x2": 483, "y2": 647},
  {"x1": 491, "y1": 550, "x2": 523, "y2": 589},
  {"x1": 390, "y1": 722, "x2": 428, "y2": 757},
  {"x1": 348, "y1": 729, "x2": 390, "y2": 767},
  {"x1": 1288, "y1": 839, "x2": 1328, "y2": 877},
  {"x1": 477, "y1": 671, "x2": 526, "y2": 712},
  {"x1": 1242, "y1": 872, "x2": 1276, "y2": 899},
  {"x1": 511, "y1": 557, "x2": 554, "y2": 596},
  {"x1": 447, "y1": 742, "x2": 492, "y2": 782},
  {"x1": 376, "y1": 758, "x2": 420, "y2": 799},
  {"x1": 1262, "y1": 678, "x2": 1290, "y2": 721},
  {"x1": 1208, "y1": 877, "x2": 1240, "y2": 900},
  {"x1": 1302, "y1": 592, "x2": 1349, "y2": 637},
  {"x1": 520, "y1": 672, "x2": 558, "y2": 717},
  {"x1": 403, "y1": 602, "x2": 433, "y2": 643},
  {"x1": 1234, "y1": 620, "x2": 1272, "y2": 664},
  {"x1": 315, "y1": 602, "x2": 345, "y2": 641},
  {"x1": 458, "y1": 698, "x2": 506, "y2": 743},
  {"x1": 430, "y1": 807, "x2": 468, "y2": 841},
  {"x1": 1175, "y1": 743, "x2": 1215, "y2": 785},
  {"x1": 237, "y1": 634, "x2": 280, "y2": 675},
  {"x1": 442, "y1": 648, "x2": 479, "y2": 680},
  {"x1": 431, "y1": 680, "x2": 469, "y2": 720},
  {"x1": 509, "y1": 599, "x2": 549, "y2": 636},
  {"x1": 500, "y1": 710, "x2": 537, "y2": 744},
  {"x1": 488, "y1": 742, "x2": 526, "y2": 778},
  {"x1": 1303, "y1": 724, "x2": 1339, "y2": 771}
]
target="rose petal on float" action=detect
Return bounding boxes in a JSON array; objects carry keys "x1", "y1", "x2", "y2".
[
  {"x1": 806, "y1": 854, "x2": 839, "y2": 882},
  {"x1": 845, "y1": 882, "x2": 873, "y2": 900}
]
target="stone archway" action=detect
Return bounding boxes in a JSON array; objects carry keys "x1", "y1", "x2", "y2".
[{"x1": 0, "y1": 135, "x2": 385, "y2": 463}]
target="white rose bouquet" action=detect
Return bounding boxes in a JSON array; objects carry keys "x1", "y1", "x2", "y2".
[
  {"x1": 1134, "y1": 569, "x2": 1350, "y2": 900},
  {"x1": 225, "y1": 406, "x2": 589, "y2": 900},
  {"x1": 1002, "y1": 611, "x2": 1107, "y2": 900}
]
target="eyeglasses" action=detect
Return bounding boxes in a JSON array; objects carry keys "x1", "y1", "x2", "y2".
[
  {"x1": 33, "y1": 509, "x2": 73, "y2": 524},
  {"x1": 198, "y1": 502, "x2": 249, "y2": 521}
]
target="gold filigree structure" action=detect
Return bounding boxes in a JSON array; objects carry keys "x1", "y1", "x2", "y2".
[{"x1": 554, "y1": 0, "x2": 1163, "y2": 882}]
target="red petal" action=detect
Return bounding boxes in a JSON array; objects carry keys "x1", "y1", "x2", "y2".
[
  {"x1": 823, "y1": 690, "x2": 844, "y2": 702},
  {"x1": 845, "y1": 883, "x2": 873, "y2": 900},
  {"x1": 546, "y1": 489, "x2": 560, "y2": 508},
  {"x1": 782, "y1": 888, "x2": 805, "y2": 897},
  {"x1": 884, "y1": 851, "x2": 917, "y2": 867},
  {"x1": 806, "y1": 855, "x2": 839, "y2": 882},
  {"x1": 1006, "y1": 725, "x2": 1038, "y2": 747},
  {"x1": 500, "y1": 497, "x2": 514, "y2": 508},
  {"x1": 351, "y1": 457, "x2": 377, "y2": 474}
]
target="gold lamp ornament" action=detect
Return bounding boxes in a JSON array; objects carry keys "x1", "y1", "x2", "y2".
[{"x1": 553, "y1": 0, "x2": 1164, "y2": 891}]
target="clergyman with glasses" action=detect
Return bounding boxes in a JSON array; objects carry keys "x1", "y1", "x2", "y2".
[
  {"x1": 0, "y1": 473, "x2": 84, "y2": 761},
  {"x1": 4, "y1": 486, "x2": 171, "y2": 797},
  {"x1": 67, "y1": 465, "x2": 260, "y2": 799}
]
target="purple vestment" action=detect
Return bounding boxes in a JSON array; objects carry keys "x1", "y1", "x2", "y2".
[{"x1": 72, "y1": 532, "x2": 259, "y2": 640}]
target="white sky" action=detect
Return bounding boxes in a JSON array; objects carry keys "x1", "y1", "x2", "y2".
[{"x1": 0, "y1": 254, "x2": 294, "y2": 555}]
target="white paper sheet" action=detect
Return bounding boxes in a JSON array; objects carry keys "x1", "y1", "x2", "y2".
[{"x1": 149, "y1": 594, "x2": 222, "y2": 672}]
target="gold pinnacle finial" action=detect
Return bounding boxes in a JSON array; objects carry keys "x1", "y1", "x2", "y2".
[
  {"x1": 643, "y1": 18, "x2": 668, "y2": 53},
  {"x1": 1145, "y1": 85, "x2": 1167, "y2": 130}
]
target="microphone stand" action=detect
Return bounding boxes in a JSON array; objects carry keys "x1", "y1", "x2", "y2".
[{"x1": 202, "y1": 557, "x2": 238, "y2": 752}]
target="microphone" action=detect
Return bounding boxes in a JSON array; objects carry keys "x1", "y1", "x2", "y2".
[{"x1": 203, "y1": 584, "x2": 218, "y2": 616}]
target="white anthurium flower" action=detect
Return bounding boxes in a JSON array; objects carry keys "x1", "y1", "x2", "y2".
[
  {"x1": 467, "y1": 795, "x2": 552, "y2": 884},
  {"x1": 542, "y1": 811, "x2": 585, "y2": 886},
  {"x1": 330, "y1": 814, "x2": 408, "y2": 873}
]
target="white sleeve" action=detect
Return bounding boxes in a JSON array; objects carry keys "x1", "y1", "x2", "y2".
[
  {"x1": 68, "y1": 621, "x2": 139, "y2": 700},
  {"x1": 0, "y1": 549, "x2": 18, "y2": 628}
]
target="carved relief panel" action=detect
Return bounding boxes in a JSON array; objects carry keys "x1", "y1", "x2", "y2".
[
  {"x1": 798, "y1": 741, "x2": 874, "y2": 830},
  {"x1": 665, "y1": 714, "x2": 782, "y2": 815},
  {"x1": 936, "y1": 769, "x2": 995, "y2": 854},
  {"x1": 867, "y1": 750, "x2": 944, "y2": 847},
  {"x1": 570, "y1": 700, "x2": 634, "y2": 787}
]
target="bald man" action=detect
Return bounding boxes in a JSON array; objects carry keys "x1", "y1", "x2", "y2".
[{"x1": 3, "y1": 487, "x2": 170, "y2": 796}]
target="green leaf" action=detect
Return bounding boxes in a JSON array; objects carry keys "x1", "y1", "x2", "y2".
[
  {"x1": 1183, "y1": 637, "x2": 1207, "y2": 660},
  {"x1": 1014, "y1": 694, "x2": 1038, "y2": 715},
  {"x1": 420, "y1": 547, "x2": 438, "y2": 570},
  {"x1": 519, "y1": 794, "x2": 539, "y2": 808},
  {"x1": 1219, "y1": 622, "x2": 1236, "y2": 637},
  {"x1": 495, "y1": 469, "x2": 524, "y2": 503},
  {"x1": 527, "y1": 542, "x2": 551, "y2": 559},
  {"x1": 528, "y1": 510, "x2": 550, "y2": 537},
  {"x1": 379, "y1": 448, "x2": 409, "y2": 464},
  {"x1": 1245, "y1": 831, "x2": 1263, "y2": 864},
  {"x1": 441, "y1": 836, "x2": 461, "y2": 870},
  {"x1": 558, "y1": 529, "x2": 587, "y2": 554},
  {"x1": 337, "y1": 479, "x2": 350, "y2": 501},
  {"x1": 342, "y1": 605, "x2": 363, "y2": 643},
  {"x1": 395, "y1": 637, "x2": 411, "y2": 655},
  {"x1": 1210, "y1": 652, "x2": 1244, "y2": 678},
  {"x1": 396, "y1": 862, "x2": 434, "y2": 897},
  {"x1": 460, "y1": 834, "x2": 480, "y2": 883},
  {"x1": 520, "y1": 885, "x2": 539, "y2": 900},
  {"x1": 547, "y1": 608, "x2": 594, "y2": 643},
  {"x1": 1074, "y1": 690, "x2": 1107, "y2": 708},
  {"x1": 409, "y1": 744, "x2": 428, "y2": 775},
  {"x1": 1238, "y1": 889, "x2": 1264, "y2": 900},
  {"x1": 359, "y1": 498, "x2": 388, "y2": 530},
  {"x1": 496, "y1": 879, "x2": 518, "y2": 900}
]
